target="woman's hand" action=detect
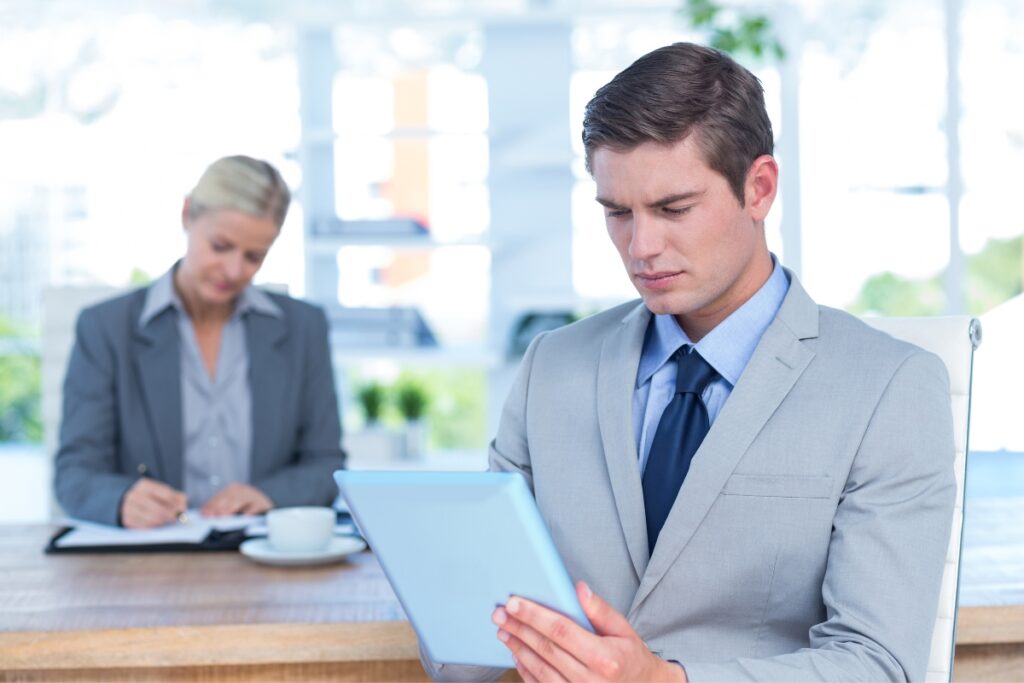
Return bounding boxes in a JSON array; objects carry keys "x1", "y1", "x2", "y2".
[
  {"x1": 201, "y1": 483, "x2": 273, "y2": 516},
  {"x1": 120, "y1": 478, "x2": 187, "y2": 528}
]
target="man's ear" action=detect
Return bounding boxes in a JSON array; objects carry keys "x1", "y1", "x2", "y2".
[{"x1": 745, "y1": 154, "x2": 778, "y2": 221}]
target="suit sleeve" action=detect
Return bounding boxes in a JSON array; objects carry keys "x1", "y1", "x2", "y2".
[
  {"x1": 417, "y1": 332, "x2": 550, "y2": 682},
  {"x1": 53, "y1": 309, "x2": 137, "y2": 526},
  {"x1": 682, "y1": 351, "x2": 957, "y2": 682},
  {"x1": 488, "y1": 331, "x2": 549, "y2": 486},
  {"x1": 252, "y1": 307, "x2": 345, "y2": 507}
]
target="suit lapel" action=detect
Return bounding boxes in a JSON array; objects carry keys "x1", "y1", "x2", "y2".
[
  {"x1": 134, "y1": 308, "x2": 184, "y2": 487},
  {"x1": 628, "y1": 273, "x2": 820, "y2": 615},
  {"x1": 246, "y1": 312, "x2": 289, "y2": 476},
  {"x1": 596, "y1": 302, "x2": 651, "y2": 582}
]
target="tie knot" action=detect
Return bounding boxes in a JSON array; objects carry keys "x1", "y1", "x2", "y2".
[{"x1": 674, "y1": 347, "x2": 718, "y2": 395}]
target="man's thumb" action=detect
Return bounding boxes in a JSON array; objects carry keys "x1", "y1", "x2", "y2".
[{"x1": 578, "y1": 581, "x2": 633, "y2": 637}]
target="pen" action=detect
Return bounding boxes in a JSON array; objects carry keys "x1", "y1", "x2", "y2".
[{"x1": 177, "y1": 511, "x2": 190, "y2": 525}]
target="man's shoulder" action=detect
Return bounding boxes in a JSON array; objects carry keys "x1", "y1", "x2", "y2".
[
  {"x1": 813, "y1": 305, "x2": 946, "y2": 384},
  {"x1": 534, "y1": 299, "x2": 644, "y2": 349},
  {"x1": 817, "y1": 305, "x2": 922, "y2": 354}
]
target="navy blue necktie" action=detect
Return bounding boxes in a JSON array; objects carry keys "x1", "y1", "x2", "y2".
[{"x1": 642, "y1": 346, "x2": 718, "y2": 553}]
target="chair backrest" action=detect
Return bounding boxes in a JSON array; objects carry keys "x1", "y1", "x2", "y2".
[
  {"x1": 42, "y1": 285, "x2": 121, "y2": 517},
  {"x1": 861, "y1": 315, "x2": 981, "y2": 683}
]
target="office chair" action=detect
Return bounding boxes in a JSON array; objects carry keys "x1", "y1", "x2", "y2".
[{"x1": 862, "y1": 316, "x2": 981, "y2": 683}]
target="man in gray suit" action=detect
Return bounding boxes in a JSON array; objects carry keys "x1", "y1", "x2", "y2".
[{"x1": 426, "y1": 43, "x2": 955, "y2": 682}]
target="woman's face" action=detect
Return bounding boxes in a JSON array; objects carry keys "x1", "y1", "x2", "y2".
[{"x1": 178, "y1": 204, "x2": 279, "y2": 309}]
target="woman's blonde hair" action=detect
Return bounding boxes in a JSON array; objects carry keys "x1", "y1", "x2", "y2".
[{"x1": 187, "y1": 155, "x2": 291, "y2": 228}]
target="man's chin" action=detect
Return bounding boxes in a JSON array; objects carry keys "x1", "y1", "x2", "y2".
[
  {"x1": 639, "y1": 291, "x2": 679, "y2": 316},
  {"x1": 640, "y1": 292, "x2": 707, "y2": 321}
]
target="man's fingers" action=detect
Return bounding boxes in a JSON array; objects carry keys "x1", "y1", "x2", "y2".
[
  {"x1": 578, "y1": 581, "x2": 634, "y2": 638},
  {"x1": 495, "y1": 603, "x2": 591, "y2": 680},
  {"x1": 506, "y1": 597, "x2": 603, "y2": 662},
  {"x1": 501, "y1": 630, "x2": 568, "y2": 683},
  {"x1": 515, "y1": 660, "x2": 540, "y2": 683}
]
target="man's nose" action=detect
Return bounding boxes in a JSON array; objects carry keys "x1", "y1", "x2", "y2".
[{"x1": 628, "y1": 212, "x2": 664, "y2": 260}]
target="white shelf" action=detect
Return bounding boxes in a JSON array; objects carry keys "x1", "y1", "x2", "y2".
[
  {"x1": 303, "y1": 127, "x2": 487, "y2": 145},
  {"x1": 308, "y1": 234, "x2": 486, "y2": 252}
]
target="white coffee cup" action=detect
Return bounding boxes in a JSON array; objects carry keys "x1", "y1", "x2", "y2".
[{"x1": 266, "y1": 506, "x2": 336, "y2": 553}]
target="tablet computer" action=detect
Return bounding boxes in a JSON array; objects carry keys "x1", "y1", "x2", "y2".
[{"x1": 333, "y1": 470, "x2": 592, "y2": 668}]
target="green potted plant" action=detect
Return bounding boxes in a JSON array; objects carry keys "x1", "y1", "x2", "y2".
[
  {"x1": 395, "y1": 378, "x2": 429, "y2": 460},
  {"x1": 348, "y1": 381, "x2": 405, "y2": 462},
  {"x1": 356, "y1": 382, "x2": 386, "y2": 426}
]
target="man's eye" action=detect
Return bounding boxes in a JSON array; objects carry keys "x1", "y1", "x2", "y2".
[
  {"x1": 606, "y1": 209, "x2": 630, "y2": 218},
  {"x1": 211, "y1": 242, "x2": 230, "y2": 252},
  {"x1": 663, "y1": 206, "x2": 691, "y2": 216}
]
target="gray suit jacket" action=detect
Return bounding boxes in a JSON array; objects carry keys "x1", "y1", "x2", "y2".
[
  {"x1": 54, "y1": 286, "x2": 345, "y2": 526},
  {"x1": 426, "y1": 273, "x2": 955, "y2": 682}
]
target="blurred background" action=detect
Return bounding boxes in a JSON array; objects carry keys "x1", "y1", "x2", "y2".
[{"x1": 0, "y1": 0, "x2": 1021, "y2": 526}]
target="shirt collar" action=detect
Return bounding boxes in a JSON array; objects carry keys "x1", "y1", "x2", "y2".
[
  {"x1": 236, "y1": 282, "x2": 283, "y2": 319},
  {"x1": 139, "y1": 263, "x2": 282, "y2": 329},
  {"x1": 138, "y1": 267, "x2": 180, "y2": 329},
  {"x1": 637, "y1": 255, "x2": 790, "y2": 388}
]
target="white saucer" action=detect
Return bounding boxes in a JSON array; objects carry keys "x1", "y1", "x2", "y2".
[{"x1": 239, "y1": 536, "x2": 367, "y2": 567}]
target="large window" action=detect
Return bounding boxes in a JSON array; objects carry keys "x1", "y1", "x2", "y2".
[
  {"x1": 797, "y1": 1, "x2": 949, "y2": 311},
  {"x1": 2, "y1": 2, "x2": 1021, "y2": 524},
  {"x1": 0, "y1": 15, "x2": 302, "y2": 296}
]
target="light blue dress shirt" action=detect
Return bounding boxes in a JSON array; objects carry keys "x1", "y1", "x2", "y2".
[
  {"x1": 634, "y1": 258, "x2": 790, "y2": 475},
  {"x1": 139, "y1": 265, "x2": 282, "y2": 505}
]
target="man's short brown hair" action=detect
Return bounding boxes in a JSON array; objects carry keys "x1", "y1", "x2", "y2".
[{"x1": 582, "y1": 42, "x2": 773, "y2": 205}]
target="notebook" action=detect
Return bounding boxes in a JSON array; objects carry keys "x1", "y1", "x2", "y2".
[{"x1": 333, "y1": 470, "x2": 592, "y2": 668}]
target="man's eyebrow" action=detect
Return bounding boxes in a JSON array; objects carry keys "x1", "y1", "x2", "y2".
[
  {"x1": 648, "y1": 191, "x2": 704, "y2": 208},
  {"x1": 595, "y1": 196, "x2": 626, "y2": 209},
  {"x1": 594, "y1": 191, "x2": 705, "y2": 210}
]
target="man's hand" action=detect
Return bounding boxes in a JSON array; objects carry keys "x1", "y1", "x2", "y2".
[
  {"x1": 120, "y1": 478, "x2": 187, "y2": 529},
  {"x1": 493, "y1": 581, "x2": 687, "y2": 683},
  {"x1": 200, "y1": 482, "x2": 273, "y2": 517}
]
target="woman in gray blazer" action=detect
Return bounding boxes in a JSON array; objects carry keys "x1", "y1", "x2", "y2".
[{"x1": 55, "y1": 156, "x2": 345, "y2": 528}]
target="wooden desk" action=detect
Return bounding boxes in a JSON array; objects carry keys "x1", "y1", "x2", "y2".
[
  {"x1": 955, "y1": 606, "x2": 1024, "y2": 682},
  {"x1": 1, "y1": 525, "x2": 1021, "y2": 681},
  {"x1": 0, "y1": 524, "x2": 427, "y2": 681}
]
